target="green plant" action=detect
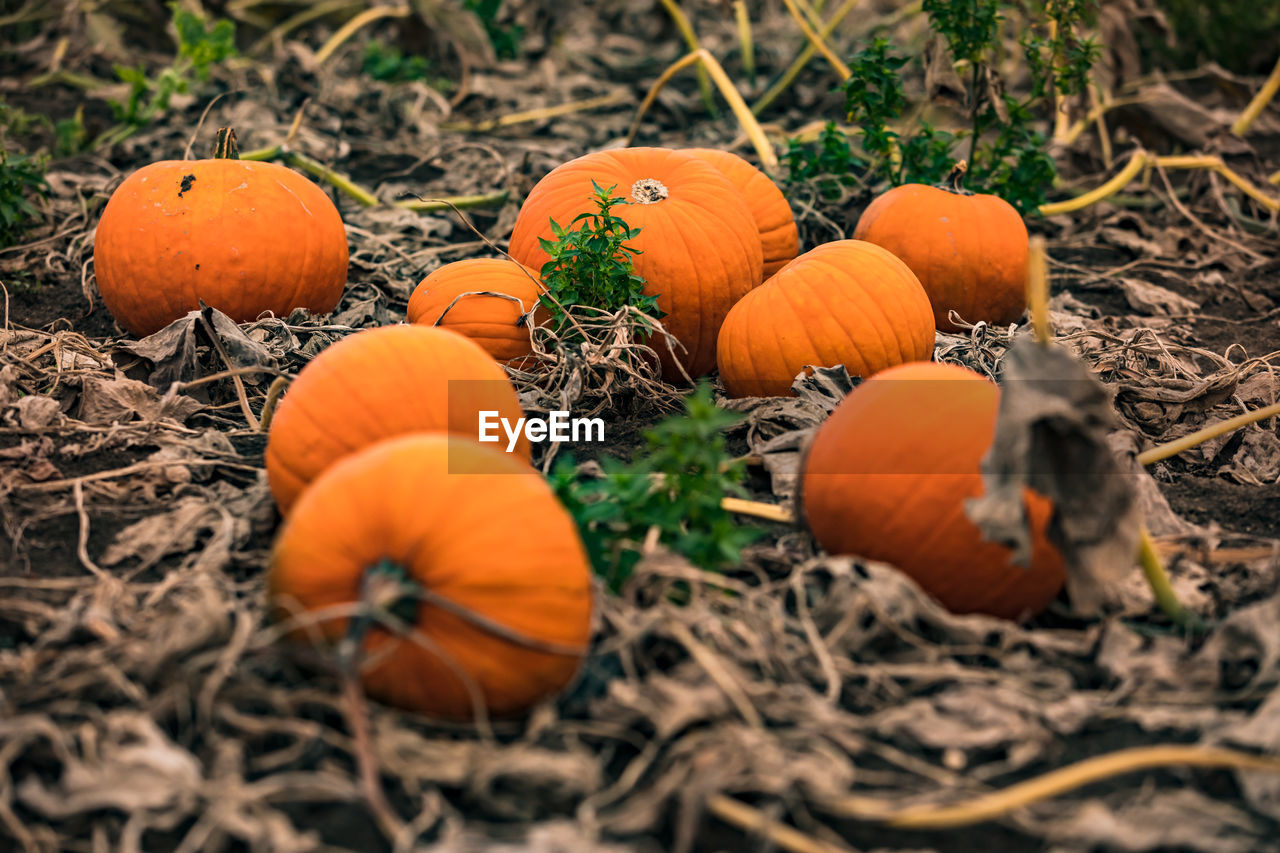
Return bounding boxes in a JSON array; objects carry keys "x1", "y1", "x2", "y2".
[
  {"x1": 0, "y1": 103, "x2": 48, "y2": 250},
  {"x1": 786, "y1": 1, "x2": 1098, "y2": 215},
  {"x1": 536, "y1": 181, "x2": 662, "y2": 340},
  {"x1": 785, "y1": 122, "x2": 860, "y2": 201},
  {"x1": 550, "y1": 383, "x2": 759, "y2": 592},
  {"x1": 105, "y1": 3, "x2": 235, "y2": 142},
  {"x1": 464, "y1": 0, "x2": 523, "y2": 60},
  {"x1": 361, "y1": 40, "x2": 451, "y2": 88}
]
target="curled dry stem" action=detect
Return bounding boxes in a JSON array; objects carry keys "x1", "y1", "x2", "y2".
[{"x1": 1231, "y1": 55, "x2": 1280, "y2": 137}]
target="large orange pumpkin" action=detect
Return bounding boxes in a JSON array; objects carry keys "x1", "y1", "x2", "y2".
[
  {"x1": 716, "y1": 239, "x2": 935, "y2": 398},
  {"x1": 507, "y1": 147, "x2": 763, "y2": 381},
  {"x1": 407, "y1": 258, "x2": 544, "y2": 363},
  {"x1": 682, "y1": 148, "x2": 800, "y2": 280},
  {"x1": 265, "y1": 324, "x2": 530, "y2": 513},
  {"x1": 853, "y1": 184, "x2": 1028, "y2": 332},
  {"x1": 93, "y1": 128, "x2": 348, "y2": 337},
  {"x1": 801, "y1": 361, "x2": 1066, "y2": 619},
  {"x1": 270, "y1": 434, "x2": 593, "y2": 719}
]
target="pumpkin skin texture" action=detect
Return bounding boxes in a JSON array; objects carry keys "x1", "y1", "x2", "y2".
[
  {"x1": 716, "y1": 239, "x2": 935, "y2": 398},
  {"x1": 265, "y1": 324, "x2": 530, "y2": 514},
  {"x1": 507, "y1": 147, "x2": 764, "y2": 382},
  {"x1": 94, "y1": 156, "x2": 348, "y2": 337},
  {"x1": 853, "y1": 184, "x2": 1028, "y2": 332},
  {"x1": 801, "y1": 361, "x2": 1067, "y2": 619},
  {"x1": 270, "y1": 434, "x2": 593, "y2": 720},
  {"x1": 682, "y1": 148, "x2": 800, "y2": 280},
  {"x1": 407, "y1": 258, "x2": 544, "y2": 363}
]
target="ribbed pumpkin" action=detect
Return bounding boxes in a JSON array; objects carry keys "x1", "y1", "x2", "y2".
[
  {"x1": 682, "y1": 148, "x2": 799, "y2": 280},
  {"x1": 265, "y1": 324, "x2": 529, "y2": 513},
  {"x1": 801, "y1": 361, "x2": 1066, "y2": 619},
  {"x1": 507, "y1": 147, "x2": 763, "y2": 381},
  {"x1": 716, "y1": 239, "x2": 935, "y2": 398},
  {"x1": 853, "y1": 184, "x2": 1029, "y2": 332},
  {"x1": 93, "y1": 128, "x2": 348, "y2": 337},
  {"x1": 407, "y1": 258, "x2": 544, "y2": 363},
  {"x1": 270, "y1": 434, "x2": 593, "y2": 719}
]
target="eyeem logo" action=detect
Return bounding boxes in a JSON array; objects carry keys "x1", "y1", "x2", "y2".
[{"x1": 478, "y1": 411, "x2": 605, "y2": 452}]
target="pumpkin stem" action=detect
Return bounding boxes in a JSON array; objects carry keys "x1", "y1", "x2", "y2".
[
  {"x1": 336, "y1": 559, "x2": 421, "y2": 671},
  {"x1": 948, "y1": 159, "x2": 969, "y2": 193},
  {"x1": 630, "y1": 178, "x2": 669, "y2": 204},
  {"x1": 213, "y1": 127, "x2": 241, "y2": 160}
]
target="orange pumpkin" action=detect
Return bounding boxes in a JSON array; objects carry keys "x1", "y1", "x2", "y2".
[
  {"x1": 716, "y1": 239, "x2": 935, "y2": 398},
  {"x1": 801, "y1": 361, "x2": 1066, "y2": 619},
  {"x1": 265, "y1": 324, "x2": 530, "y2": 513},
  {"x1": 853, "y1": 184, "x2": 1028, "y2": 332},
  {"x1": 682, "y1": 148, "x2": 800, "y2": 279},
  {"x1": 94, "y1": 128, "x2": 348, "y2": 337},
  {"x1": 507, "y1": 147, "x2": 763, "y2": 381},
  {"x1": 407, "y1": 258, "x2": 544, "y2": 364},
  {"x1": 270, "y1": 434, "x2": 593, "y2": 719}
]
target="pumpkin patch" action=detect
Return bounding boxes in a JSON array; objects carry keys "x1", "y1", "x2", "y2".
[
  {"x1": 801, "y1": 361, "x2": 1067, "y2": 619},
  {"x1": 270, "y1": 434, "x2": 593, "y2": 720},
  {"x1": 853, "y1": 184, "x2": 1029, "y2": 332},
  {"x1": 12, "y1": 5, "x2": 1280, "y2": 850},
  {"x1": 507, "y1": 147, "x2": 764, "y2": 381},
  {"x1": 264, "y1": 324, "x2": 529, "y2": 513},
  {"x1": 93, "y1": 129, "x2": 348, "y2": 336},
  {"x1": 406, "y1": 257, "x2": 544, "y2": 363},
  {"x1": 716, "y1": 239, "x2": 936, "y2": 398}
]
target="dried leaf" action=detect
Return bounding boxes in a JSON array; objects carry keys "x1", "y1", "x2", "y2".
[{"x1": 965, "y1": 339, "x2": 1141, "y2": 614}]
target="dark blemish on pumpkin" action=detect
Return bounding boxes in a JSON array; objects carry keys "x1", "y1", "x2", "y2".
[
  {"x1": 178, "y1": 174, "x2": 196, "y2": 197},
  {"x1": 195, "y1": 264, "x2": 200, "y2": 271}
]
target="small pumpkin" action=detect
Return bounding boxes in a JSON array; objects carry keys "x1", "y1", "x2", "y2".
[
  {"x1": 93, "y1": 128, "x2": 348, "y2": 337},
  {"x1": 265, "y1": 324, "x2": 529, "y2": 513},
  {"x1": 801, "y1": 361, "x2": 1066, "y2": 619},
  {"x1": 407, "y1": 258, "x2": 544, "y2": 364},
  {"x1": 270, "y1": 433, "x2": 593, "y2": 719},
  {"x1": 508, "y1": 147, "x2": 763, "y2": 381},
  {"x1": 716, "y1": 239, "x2": 935, "y2": 398},
  {"x1": 682, "y1": 148, "x2": 800, "y2": 280},
  {"x1": 853, "y1": 184, "x2": 1029, "y2": 332}
]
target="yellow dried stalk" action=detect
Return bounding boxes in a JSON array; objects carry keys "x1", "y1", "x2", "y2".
[
  {"x1": 627, "y1": 49, "x2": 779, "y2": 173},
  {"x1": 313, "y1": 4, "x2": 410, "y2": 65},
  {"x1": 734, "y1": 0, "x2": 755, "y2": 83},
  {"x1": 1231, "y1": 56, "x2": 1280, "y2": 137},
  {"x1": 752, "y1": 0, "x2": 864, "y2": 116},
  {"x1": 1039, "y1": 150, "x2": 1280, "y2": 216},
  {"x1": 1026, "y1": 236, "x2": 1051, "y2": 345},
  {"x1": 657, "y1": 0, "x2": 717, "y2": 115},
  {"x1": 780, "y1": 0, "x2": 852, "y2": 80},
  {"x1": 822, "y1": 745, "x2": 1280, "y2": 829}
]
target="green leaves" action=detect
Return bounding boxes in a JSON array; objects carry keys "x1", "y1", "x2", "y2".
[
  {"x1": 537, "y1": 181, "x2": 663, "y2": 341},
  {"x1": 361, "y1": 40, "x2": 450, "y2": 87},
  {"x1": 107, "y1": 3, "x2": 236, "y2": 135},
  {"x1": 0, "y1": 102, "x2": 49, "y2": 250},
  {"x1": 549, "y1": 383, "x2": 760, "y2": 593},
  {"x1": 463, "y1": 0, "x2": 523, "y2": 60},
  {"x1": 787, "y1": 1, "x2": 1099, "y2": 216},
  {"x1": 0, "y1": 150, "x2": 48, "y2": 250}
]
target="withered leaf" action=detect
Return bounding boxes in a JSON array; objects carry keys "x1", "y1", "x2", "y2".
[{"x1": 965, "y1": 339, "x2": 1141, "y2": 614}]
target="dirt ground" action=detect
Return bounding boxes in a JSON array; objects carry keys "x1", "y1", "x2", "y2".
[{"x1": 2, "y1": 2, "x2": 1280, "y2": 851}]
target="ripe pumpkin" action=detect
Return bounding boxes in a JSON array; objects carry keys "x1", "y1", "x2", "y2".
[
  {"x1": 801, "y1": 361, "x2": 1066, "y2": 619},
  {"x1": 270, "y1": 434, "x2": 593, "y2": 719},
  {"x1": 853, "y1": 184, "x2": 1029, "y2": 332},
  {"x1": 407, "y1": 258, "x2": 544, "y2": 364},
  {"x1": 265, "y1": 324, "x2": 530, "y2": 513},
  {"x1": 507, "y1": 147, "x2": 763, "y2": 381},
  {"x1": 93, "y1": 128, "x2": 348, "y2": 337},
  {"x1": 682, "y1": 148, "x2": 800, "y2": 279},
  {"x1": 716, "y1": 239, "x2": 935, "y2": 398}
]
